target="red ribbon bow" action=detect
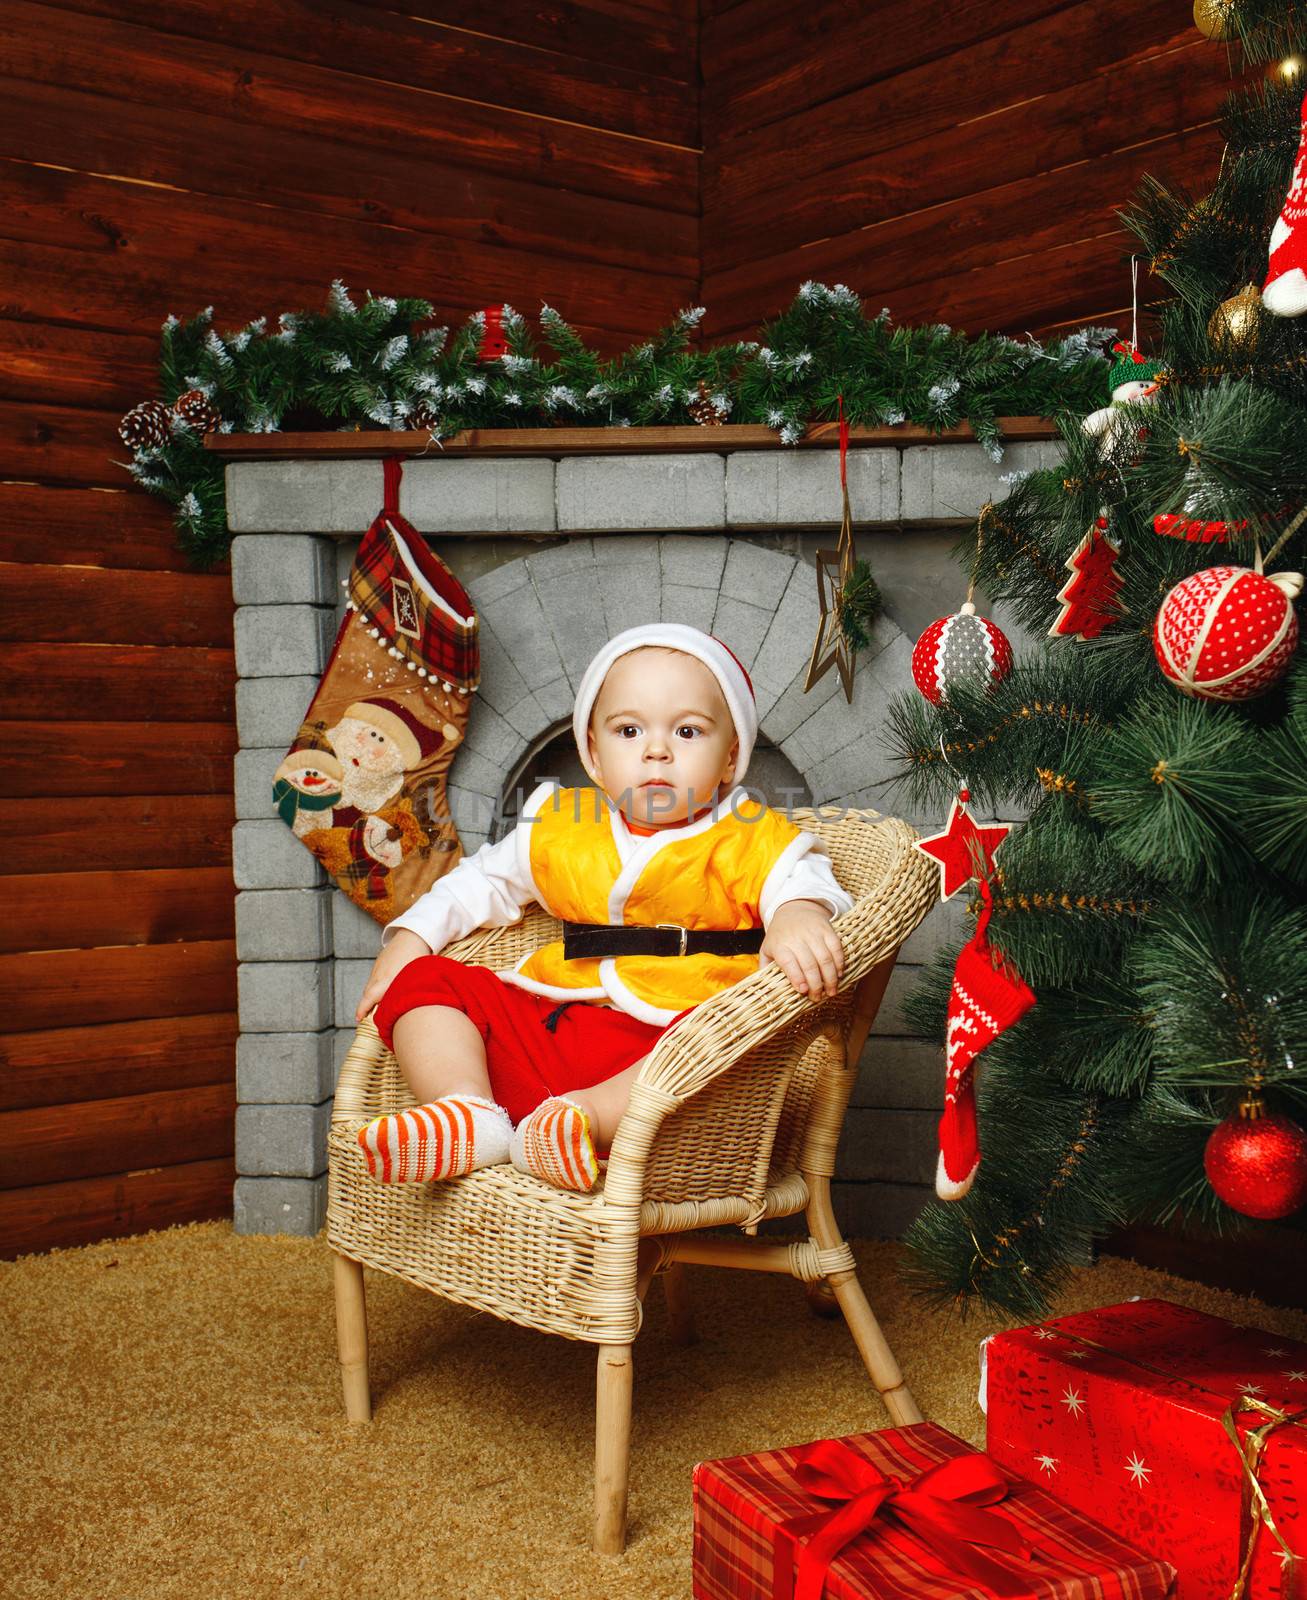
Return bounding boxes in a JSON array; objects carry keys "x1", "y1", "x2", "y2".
[{"x1": 780, "y1": 1440, "x2": 1036, "y2": 1600}]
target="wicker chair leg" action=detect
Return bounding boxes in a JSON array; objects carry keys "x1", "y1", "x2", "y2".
[
  {"x1": 805, "y1": 1179, "x2": 923, "y2": 1427},
  {"x1": 332, "y1": 1250, "x2": 372, "y2": 1423},
  {"x1": 594, "y1": 1343, "x2": 634, "y2": 1555},
  {"x1": 661, "y1": 1262, "x2": 698, "y2": 1345}
]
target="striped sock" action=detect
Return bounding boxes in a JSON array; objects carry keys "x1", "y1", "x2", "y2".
[
  {"x1": 509, "y1": 1097, "x2": 600, "y2": 1192},
  {"x1": 356, "y1": 1095, "x2": 511, "y2": 1183}
]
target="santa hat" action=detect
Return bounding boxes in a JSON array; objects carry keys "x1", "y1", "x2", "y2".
[
  {"x1": 572, "y1": 624, "x2": 758, "y2": 782},
  {"x1": 342, "y1": 698, "x2": 444, "y2": 769}
]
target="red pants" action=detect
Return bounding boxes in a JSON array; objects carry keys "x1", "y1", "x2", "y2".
[{"x1": 372, "y1": 954, "x2": 683, "y2": 1125}]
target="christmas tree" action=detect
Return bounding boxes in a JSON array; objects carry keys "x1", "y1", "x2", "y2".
[{"x1": 889, "y1": 7, "x2": 1307, "y2": 1318}]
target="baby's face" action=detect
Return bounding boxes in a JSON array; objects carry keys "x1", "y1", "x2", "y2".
[{"x1": 586, "y1": 647, "x2": 739, "y2": 827}]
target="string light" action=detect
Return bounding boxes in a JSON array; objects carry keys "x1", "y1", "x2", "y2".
[{"x1": 1281, "y1": 57, "x2": 1304, "y2": 79}]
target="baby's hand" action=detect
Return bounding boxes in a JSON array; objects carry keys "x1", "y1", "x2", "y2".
[
  {"x1": 355, "y1": 927, "x2": 432, "y2": 1023},
  {"x1": 759, "y1": 900, "x2": 844, "y2": 999}
]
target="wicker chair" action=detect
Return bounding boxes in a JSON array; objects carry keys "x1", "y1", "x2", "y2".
[{"x1": 327, "y1": 805, "x2": 938, "y2": 1553}]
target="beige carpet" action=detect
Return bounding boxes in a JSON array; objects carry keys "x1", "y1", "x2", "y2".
[{"x1": 4, "y1": 1223, "x2": 1305, "y2": 1600}]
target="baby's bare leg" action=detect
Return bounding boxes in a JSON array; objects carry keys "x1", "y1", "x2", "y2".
[
  {"x1": 564, "y1": 1056, "x2": 648, "y2": 1148},
  {"x1": 391, "y1": 1005, "x2": 493, "y2": 1104},
  {"x1": 359, "y1": 1005, "x2": 510, "y2": 1184}
]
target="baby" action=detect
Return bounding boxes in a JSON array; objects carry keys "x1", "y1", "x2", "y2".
[{"x1": 354, "y1": 623, "x2": 852, "y2": 1192}]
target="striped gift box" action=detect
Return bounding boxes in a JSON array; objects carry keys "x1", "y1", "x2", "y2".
[{"x1": 692, "y1": 1420, "x2": 1175, "y2": 1600}]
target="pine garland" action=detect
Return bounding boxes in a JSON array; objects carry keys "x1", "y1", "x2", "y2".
[
  {"x1": 837, "y1": 558, "x2": 884, "y2": 649},
  {"x1": 114, "y1": 279, "x2": 1115, "y2": 566}
]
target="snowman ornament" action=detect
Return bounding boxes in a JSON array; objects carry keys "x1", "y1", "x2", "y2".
[{"x1": 1082, "y1": 341, "x2": 1164, "y2": 459}]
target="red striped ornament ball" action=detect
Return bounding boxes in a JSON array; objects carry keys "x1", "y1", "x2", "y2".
[
  {"x1": 911, "y1": 602, "x2": 1014, "y2": 706},
  {"x1": 1153, "y1": 564, "x2": 1302, "y2": 702}
]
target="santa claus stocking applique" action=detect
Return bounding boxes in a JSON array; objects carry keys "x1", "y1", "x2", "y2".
[
  {"x1": 937, "y1": 879, "x2": 1036, "y2": 1201},
  {"x1": 272, "y1": 455, "x2": 480, "y2": 925},
  {"x1": 1264, "y1": 85, "x2": 1307, "y2": 317}
]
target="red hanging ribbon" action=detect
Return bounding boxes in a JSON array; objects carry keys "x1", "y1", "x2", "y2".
[
  {"x1": 837, "y1": 392, "x2": 849, "y2": 490},
  {"x1": 777, "y1": 1439, "x2": 1036, "y2": 1600},
  {"x1": 382, "y1": 454, "x2": 403, "y2": 516}
]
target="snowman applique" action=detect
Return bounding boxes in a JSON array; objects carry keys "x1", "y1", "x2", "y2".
[{"x1": 272, "y1": 749, "x2": 344, "y2": 837}]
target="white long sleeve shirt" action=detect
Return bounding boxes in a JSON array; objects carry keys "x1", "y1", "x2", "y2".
[{"x1": 384, "y1": 782, "x2": 854, "y2": 956}]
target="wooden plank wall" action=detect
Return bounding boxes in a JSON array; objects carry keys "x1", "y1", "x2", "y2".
[
  {"x1": 0, "y1": 0, "x2": 1257, "y2": 1260},
  {"x1": 699, "y1": 0, "x2": 1241, "y2": 342},
  {"x1": 0, "y1": 0, "x2": 699, "y2": 1257}
]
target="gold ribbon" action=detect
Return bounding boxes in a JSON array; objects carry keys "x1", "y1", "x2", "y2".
[
  {"x1": 1218, "y1": 1395, "x2": 1305, "y2": 1600},
  {"x1": 1037, "y1": 1327, "x2": 1304, "y2": 1599}
]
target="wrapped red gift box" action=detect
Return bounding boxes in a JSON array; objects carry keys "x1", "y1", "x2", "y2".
[
  {"x1": 985, "y1": 1299, "x2": 1307, "y2": 1600},
  {"x1": 692, "y1": 1419, "x2": 1175, "y2": 1600}
]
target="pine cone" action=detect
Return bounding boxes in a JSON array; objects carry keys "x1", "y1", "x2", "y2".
[
  {"x1": 119, "y1": 400, "x2": 172, "y2": 450},
  {"x1": 174, "y1": 388, "x2": 220, "y2": 433},
  {"x1": 688, "y1": 380, "x2": 728, "y2": 426},
  {"x1": 406, "y1": 398, "x2": 441, "y2": 430}
]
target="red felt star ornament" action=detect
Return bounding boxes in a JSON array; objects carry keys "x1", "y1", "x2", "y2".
[{"x1": 915, "y1": 790, "x2": 1011, "y2": 899}]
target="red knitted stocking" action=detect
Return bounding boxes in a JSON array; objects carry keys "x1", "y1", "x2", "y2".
[
  {"x1": 1264, "y1": 86, "x2": 1307, "y2": 317},
  {"x1": 937, "y1": 882, "x2": 1036, "y2": 1201}
]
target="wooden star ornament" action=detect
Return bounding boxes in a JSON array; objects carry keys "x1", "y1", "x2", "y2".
[
  {"x1": 804, "y1": 480, "x2": 857, "y2": 702},
  {"x1": 915, "y1": 789, "x2": 1012, "y2": 899}
]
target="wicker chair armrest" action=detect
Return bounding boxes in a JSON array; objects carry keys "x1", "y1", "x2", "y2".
[
  {"x1": 602, "y1": 828, "x2": 936, "y2": 1200},
  {"x1": 635, "y1": 826, "x2": 935, "y2": 1107},
  {"x1": 331, "y1": 1012, "x2": 387, "y2": 1123}
]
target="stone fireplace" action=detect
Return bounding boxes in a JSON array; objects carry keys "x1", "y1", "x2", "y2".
[{"x1": 226, "y1": 434, "x2": 1060, "y2": 1238}]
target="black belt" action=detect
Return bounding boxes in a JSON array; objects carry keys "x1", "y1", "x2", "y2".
[{"x1": 561, "y1": 920, "x2": 765, "y2": 960}]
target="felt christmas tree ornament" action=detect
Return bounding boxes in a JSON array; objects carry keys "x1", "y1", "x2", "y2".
[
  {"x1": 273, "y1": 455, "x2": 480, "y2": 924},
  {"x1": 937, "y1": 880, "x2": 1036, "y2": 1201},
  {"x1": 1049, "y1": 517, "x2": 1125, "y2": 641},
  {"x1": 1263, "y1": 85, "x2": 1307, "y2": 317}
]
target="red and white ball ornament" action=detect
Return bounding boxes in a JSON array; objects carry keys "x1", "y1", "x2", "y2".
[
  {"x1": 1153, "y1": 564, "x2": 1302, "y2": 701},
  {"x1": 912, "y1": 602, "x2": 1013, "y2": 706},
  {"x1": 1204, "y1": 1095, "x2": 1307, "y2": 1221}
]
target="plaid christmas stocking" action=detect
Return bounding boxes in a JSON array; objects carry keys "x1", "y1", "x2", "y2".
[
  {"x1": 937, "y1": 880, "x2": 1036, "y2": 1201},
  {"x1": 1264, "y1": 85, "x2": 1307, "y2": 317},
  {"x1": 273, "y1": 456, "x2": 480, "y2": 925}
]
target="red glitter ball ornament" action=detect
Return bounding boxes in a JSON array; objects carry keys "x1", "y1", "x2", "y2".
[
  {"x1": 911, "y1": 602, "x2": 1013, "y2": 705},
  {"x1": 1203, "y1": 1096, "x2": 1307, "y2": 1220},
  {"x1": 1153, "y1": 564, "x2": 1301, "y2": 701}
]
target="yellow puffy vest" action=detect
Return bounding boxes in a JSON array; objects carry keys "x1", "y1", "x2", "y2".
[{"x1": 495, "y1": 782, "x2": 811, "y2": 1026}]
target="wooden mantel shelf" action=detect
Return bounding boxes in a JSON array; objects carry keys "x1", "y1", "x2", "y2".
[{"x1": 205, "y1": 417, "x2": 1059, "y2": 460}]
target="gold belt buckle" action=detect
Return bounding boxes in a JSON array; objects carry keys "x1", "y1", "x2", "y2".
[{"x1": 656, "y1": 922, "x2": 689, "y2": 957}]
